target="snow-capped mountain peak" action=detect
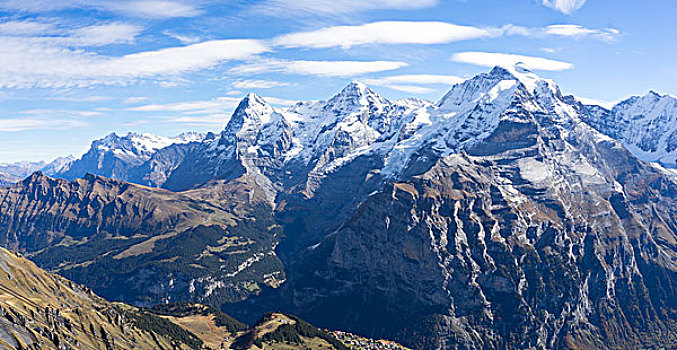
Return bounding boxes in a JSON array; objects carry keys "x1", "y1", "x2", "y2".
[
  {"x1": 93, "y1": 132, "x2": 203, "y2": 155},
  {"x1": 437, "y1": 66, "x2": 521, "y2": 111},
  {"x1": 220, "y1": 93, "x2": 277, "y2": 148},
  {"x1": 581, "y1": 91, "x2": 677, "y2": 167},
  {"x1": 321, "y1": 81, "x2": 390, "y2": 116}
]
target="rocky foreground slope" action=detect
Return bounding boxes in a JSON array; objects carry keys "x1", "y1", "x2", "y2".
[{"x1": 0, "y1": 246, "x2": 195, "y2": 349}]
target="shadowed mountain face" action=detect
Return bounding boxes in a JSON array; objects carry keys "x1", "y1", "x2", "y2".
[{"x1": 3, "y1": 66, "x2": 677, "y2": 349}]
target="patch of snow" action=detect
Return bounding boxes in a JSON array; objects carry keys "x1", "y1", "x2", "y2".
[{"x1": 518, "y1": 158, "x2": 551, "y2": 183}]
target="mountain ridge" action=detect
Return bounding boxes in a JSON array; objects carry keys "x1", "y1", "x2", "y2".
[{"x1": 2, "y1": 65, "x2": 677, "y2": 349}]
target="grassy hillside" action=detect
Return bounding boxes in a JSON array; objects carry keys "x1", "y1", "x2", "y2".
[{"x1": 0, "y1": 246, "x2": 197, "y2": 349}]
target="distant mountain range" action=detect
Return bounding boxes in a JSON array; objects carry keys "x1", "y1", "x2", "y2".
[
  {"x1": 0, "y1": 156, "x2": 74, "y2": 186},
  {"x1": 2, "y1": 64, "x2": 677, "y2": 349}
]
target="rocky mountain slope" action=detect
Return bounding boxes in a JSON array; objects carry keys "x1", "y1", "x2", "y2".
[
  {"x1": 3, "y1": 65, "x2": 677, "y2": 349},
  {"x1": 265, "y1": 66, "x2": 677, "y2": 349},
  {"x1": 0, "y1": 172, "x2": 284, "y2": 309},
  {"x1": 0, "y1": 246, "x2": 201, "y2": 349}
]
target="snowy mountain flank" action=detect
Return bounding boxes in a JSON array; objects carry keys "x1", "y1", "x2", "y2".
[
  {"x1": 55, "y1": 131, "x2": 205, "y2": 182},
  {"x1": 3, "y1": 65, "x2": 677, "y2": 349},
  {"x1": 29, "y1": 65, "x2": 675, "y2": 190},
  {"x1": 580, "y1": 91, "x2": 677, "y2": 168}
]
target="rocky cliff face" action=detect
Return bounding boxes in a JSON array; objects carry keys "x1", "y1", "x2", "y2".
[
  {"x1": 0, "y1": 172, "x2": 285, "y2": 309},
  {"x1": 273, "y1": 66, "x2": 677, "y2": 349}
]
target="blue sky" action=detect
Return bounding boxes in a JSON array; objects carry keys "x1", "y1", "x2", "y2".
[{"x1": 0, "y1": 0, "x2": 675, "y2": 162}]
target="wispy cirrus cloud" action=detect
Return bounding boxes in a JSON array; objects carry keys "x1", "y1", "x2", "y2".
[
  {"x1": 543, "y1": 25, "x2": 619, "y2": 41},
  {"x1": 0, "y1": 117, "x2": 86, "y2": 132},
  {"x1": 0, "y1": 0, "x2": 203, "y2": 18},
  {"x1": 231, "y1": 79, "x2": 295, "y2": 89},
  {"x1": 0, "y1": 39, "x2": 269, "y2": 88},
  {"x1": 229, "y1": 58, "x2": 408, "y2": 77},
  {"x1": 123, "y1": 96, "x2": 152, "y2": 104},
  {"x1": 0, "y1": 17, "x2": 619, "y2": 89},
  {"x1": 162, "y1": 30, "x2": 202, "y2": 44},
  {"x1": 63, "y1": 23, "x2": 143, "y2": 46},
  {"x1": 362, "y1": 74, "x2": 465, "y2": 94},
  {"x1": 272, "y1": 21, "x2": 619, "y2": 49},
  {"x1": 127, "y1": 94, "x2": 296, "y2": 126},
  {"x1": 0, "y1": 20, "x2": 143, "y2": 46},
  {"x1": 0, "y1": 107, "x2": 96, "y2": 132},
  {"x1": 126, "y1": 96, "x2": 242, "y2": 113},
  {"x1": 542, "y1": 0, "x2": 587, "y2": 14},
  {"x1": 451, "y1": 52, "x2": 575, "y2": 71},
  {"x1": 273, "y1": 21, "x2": 497, "y2": 49},
  {"x1": 251, "y1": 0, "x2": 438, "y2": 17},
  {"x1": 0, "y1": 19, "x2": 55, "y2": 36}
]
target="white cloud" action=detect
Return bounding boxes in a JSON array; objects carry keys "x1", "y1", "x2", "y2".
[
  {"x1": 123, "y1": 96, "x2": 151, "y2": 104},
  {"x1": 384, "y1": 85, "x2": 438, "y2": 94},
  {"x1": 47, "y1": 95, "x2": 111, "y2": 102},
  {"x1": 21, "y1": 109, "x2": 104, "y2": 118},
  {"x1": 362, "y1": 74, "x2": 465, "y2": 94},
  {"x1": 128, "y1": 94, "x2": 298, "y2": 114},
  {"x1": 451, "y1": 52, "x2": 575, "y2": 71},
  {"x1": 131, "y1": 94, "x2": 295, "y2": 127},
  {"x1": 126, "y1": 96, "x2": 242, "y2": 113},
  {"x1": 230, "y1": 58, "x2": 408, "y2": 77},
  {"x1": 105, "y1": 0, "x2": 203, "y2": 18},
  {"x1": 163, "y1": 30, "x2": 202, "y2": 44},
  {"x1": 0, "y1": 108, "x2": 93, "y2": 131},
  {"x1": 65, "y1": 23, "x2": 143, "y2": 46},
  {"x1": 232, "y1": 79, "x2": 295, "y2": 89},
  {"x1": 0, "y1": 20, "x2": 142, "y2": 47},
  {"x1": 0, "y1": 117, "x2": 86, "y2": 132},
  {"x1": 273, "y1": 21, "x2": 497, "y2": 49},
  {"x1": 252, "y1": 0, "x2": 437, "y2": 17},
  {"x1": 0, "y1": 20, "x2": 55, "y2": 36},
  {"x1": 0, "y1": 39, "x2": 270, "y2": 88},
  {"x1": 0, "y1": 0, "x2": 202, "y2": 18},
  {"x1": 363, "y1": 74, "x2": 465, "y2": 86},
  {"x1": 542, "y1": 0, "x2": 587, "y2": 14},
  {"x1": 101, "y1": 40, "x2": 269, "y2": 76},
  {"x1": 273, "y1": 21, "x2": 619, "y2": 49},
  {"x1": 502, "y1": 24, "x2": 619, "y2": 42},
  {"x1": 544, "y1": 25, "x2": 619, "y2": 41}
]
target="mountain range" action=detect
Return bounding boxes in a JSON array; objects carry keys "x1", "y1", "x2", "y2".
[{"x1": 2, "y1": 64, "x2": 677, "y2": 349}]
